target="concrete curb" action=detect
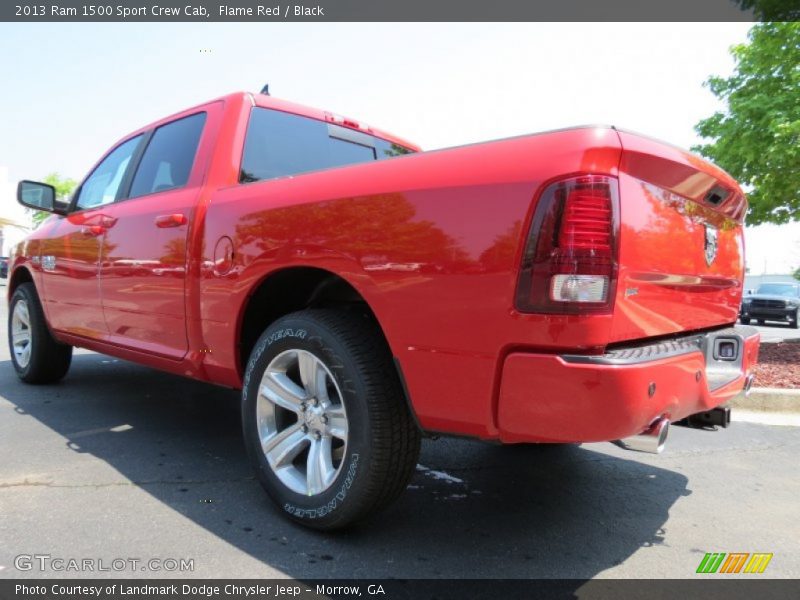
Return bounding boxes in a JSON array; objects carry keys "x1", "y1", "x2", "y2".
[
  {"x1": 730, "y1": 387, "x2": 800, "y2": 414},
  {"x1": 761, "y1": 337, "x2": 800, "y2": 344}
]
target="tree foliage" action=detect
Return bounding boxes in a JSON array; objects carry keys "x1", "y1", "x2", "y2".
[
  {"x1": 30, "y1": 172, "x2": 77, "y2": 226},
  {"x1": 693, "y1": 22, "x2": 799, "y2": 225},
  {"x1": 732, "y1": 1, "x2": 800, "y2": 21}
]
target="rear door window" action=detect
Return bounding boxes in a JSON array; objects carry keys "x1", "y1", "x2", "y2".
[{"x1": 129, "y1": 112, "x2": 206, "y2": 198}]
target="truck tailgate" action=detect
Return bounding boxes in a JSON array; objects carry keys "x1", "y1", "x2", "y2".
[{"x1": 611, "y1": 130, "x2": 747, "y2": 343}]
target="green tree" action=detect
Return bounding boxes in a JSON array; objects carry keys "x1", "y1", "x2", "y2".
[
  {"x1": 793, "y1": 265, "x2": 800, "y2": 281},
  {"x1": 732, "y1": 1, "x2": 800, "y2": 21},
  {"x1": 30, "y1": 173, "x2": 77, "y2": 226},
  {"x1": 693, "y1": 22, "x2": 799, "y2": 225}
]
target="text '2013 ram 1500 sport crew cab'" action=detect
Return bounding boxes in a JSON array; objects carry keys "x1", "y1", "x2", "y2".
[{"x1": 8, "y1": 91, "x2": 760, "y2": 529}]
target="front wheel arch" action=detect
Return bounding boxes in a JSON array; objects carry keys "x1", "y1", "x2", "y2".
[{"x1": 8, "y1": 264, "x2": 34, "y2": 298}]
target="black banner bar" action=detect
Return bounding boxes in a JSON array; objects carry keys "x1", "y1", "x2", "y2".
[
  {"x1": 3, "y1": 580, "x2": 800, "y2": 600},
  {"x1": 2, "y1": 0, "x2": 798, "y2": 23}
]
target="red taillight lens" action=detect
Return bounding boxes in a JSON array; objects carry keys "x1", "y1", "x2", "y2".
[{"x1": 516, "y1": 175, "x2": 619, "y2": 314}]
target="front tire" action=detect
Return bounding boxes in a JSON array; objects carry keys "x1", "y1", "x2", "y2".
[
  {"x1": 242, "y1": 309, "x2": 421, "y2": 530},
  {"x1": 791, "y1": 309, "x2": 799, "y2": 329},
  {"x1": 8, "y1": 283, "x2": 72, "y2": 383},
  {"x1": 740, "y1": 317, "x2": 751, "y2": 325}
]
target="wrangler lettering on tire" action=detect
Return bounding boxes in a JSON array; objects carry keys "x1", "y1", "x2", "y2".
[{"x1": 241, "y1": 309, "x2": 421, "y2": 530}]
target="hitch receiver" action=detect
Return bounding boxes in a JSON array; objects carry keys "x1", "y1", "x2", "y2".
[{"x1": 676, "y1": 406, "x2": 731, "y2": 429}]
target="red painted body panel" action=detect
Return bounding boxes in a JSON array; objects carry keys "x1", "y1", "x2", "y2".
[
  {"x1": 611, "y1": 132, "x2": 746, "y2": 343},
  {"x1": 8, "y1": 92, "x2": 758, "y2": 444}
]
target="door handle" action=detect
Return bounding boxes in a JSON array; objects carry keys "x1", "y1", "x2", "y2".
[
  {"x1": 155, "y1": 214, "x2": 187, "y2": 228},
  {"x1": 80, "y1": 225, "x2": 105, "y2": 237},
  {"x1": 99, "y1": 215, "x2": 118, "y2": 229}
]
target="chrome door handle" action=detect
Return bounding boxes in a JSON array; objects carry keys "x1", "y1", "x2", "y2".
[{"x1": 155, "y1": 214, "x2": 187, "y2": 228}]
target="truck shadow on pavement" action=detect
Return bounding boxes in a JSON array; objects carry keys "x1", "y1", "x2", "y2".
[{"x1": 1, "y1": 353, "x2": 690, "y2": 579}]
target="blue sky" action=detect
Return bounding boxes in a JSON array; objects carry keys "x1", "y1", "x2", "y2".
[{"x1": 0, "y1": 22, "x2": 796, "y2": 273}]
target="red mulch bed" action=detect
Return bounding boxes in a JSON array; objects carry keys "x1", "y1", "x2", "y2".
[{"x1": 753, "y1": 340, "x2": 800, "y2": 389}]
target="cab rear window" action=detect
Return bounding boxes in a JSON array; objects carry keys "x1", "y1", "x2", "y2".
[{"x1": 239, "y1": 108, "x2": 412, "y2": 183}]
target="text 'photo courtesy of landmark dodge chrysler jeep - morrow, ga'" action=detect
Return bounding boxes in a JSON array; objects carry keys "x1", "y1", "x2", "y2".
[{"x1": 8, "y1": 90, "x2": 759, "y2": 530}]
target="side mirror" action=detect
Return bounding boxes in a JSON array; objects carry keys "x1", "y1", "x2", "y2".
[{"x1": 17, "y1": 180, "x2": 67, "y2": 215}]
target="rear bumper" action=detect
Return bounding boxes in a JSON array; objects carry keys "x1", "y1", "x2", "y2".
[{"x1": 497, "y1": 325, "x2": 760, "y2": 443}]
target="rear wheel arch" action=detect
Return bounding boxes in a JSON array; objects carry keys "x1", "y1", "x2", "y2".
[
  {"x1": 235, "y1": 265, "x2": 423, "y2": 447},
  {"x1": 237, "y1": 266, "x2": 392, "y2": 371}
]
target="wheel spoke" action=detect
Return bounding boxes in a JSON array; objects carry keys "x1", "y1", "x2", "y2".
[
  {"x1": 11, "y1": 300, "x2": 32, "y2": 368},
  {"x1": 261, "y1": 372, "x2": 306, "y2": 413},
  {"x1": 12, "y1": 331, "x2": 30, "y2": 346},
  {"x1": 16, "y1": 303, "x2": 30, "y2": 327},
  {"x1": 298, "y1": 351, "x2": 328, "y2": 402},
  {"x1": 306, "y1": 435, "x2": 334, "y2": 496},
  {"x1": 326, "y1": 405, "x2": 348, "y2": 440},
  {"x1": 20, "y1": 343, "x2": 32, "y2": 365},
  {"x1": 256, "y1": 346, "x2": 349, "y2": 497},
  {"x1": 262, "y1": 423, "x2": 307, "y2": 469}
]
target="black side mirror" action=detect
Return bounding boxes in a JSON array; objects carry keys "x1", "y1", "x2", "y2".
[{"x1": 17, "y1": 180, "x2": 67, "y2": 215}]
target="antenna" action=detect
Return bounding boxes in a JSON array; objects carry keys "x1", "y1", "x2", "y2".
[{"x1": 260, "y1": 84, "x2": 270, "y2": 96}]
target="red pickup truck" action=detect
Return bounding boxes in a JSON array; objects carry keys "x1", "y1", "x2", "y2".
[{"x1": 8, "y1": 91, "x2": 759, "y2": 530}]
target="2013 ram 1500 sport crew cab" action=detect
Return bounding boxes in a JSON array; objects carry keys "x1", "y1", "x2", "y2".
[{"x1": 8, "y1": 91, "x2": 760, "y2": 529}]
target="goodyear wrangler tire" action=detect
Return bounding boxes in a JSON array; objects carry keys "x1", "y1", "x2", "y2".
[
  {"x1": 8, "y1": 282, "x2": 72, "y2": 384},
  {"x1": 242, "y1": 309, "x2": 421, "y2": 530}
]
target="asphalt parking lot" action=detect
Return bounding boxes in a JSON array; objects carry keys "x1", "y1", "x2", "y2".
[{"x1": 0, "y1": 281, "x2": 798, "y2": 579}]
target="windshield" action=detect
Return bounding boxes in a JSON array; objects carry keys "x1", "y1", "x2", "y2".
[{"x1": 756, "y1": 283, "x2": 800, "y2": 297}]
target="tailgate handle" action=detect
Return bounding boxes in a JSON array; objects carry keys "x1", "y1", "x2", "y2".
[{"x1": 155, "y1": 214, "x2": 187, "y2": 228}]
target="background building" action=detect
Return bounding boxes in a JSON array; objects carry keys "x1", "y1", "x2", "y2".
[{"x1": 0, "y1": 166, "x2": 31, "y2": 257}]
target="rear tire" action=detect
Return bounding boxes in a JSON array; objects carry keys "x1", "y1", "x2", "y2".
[
  {"x1": 740, "y1": 317, "x2": 751, "y2": 325},
  {"x1": 8, "y1": 283, "x2": 72, "y2": 383},
  {"x1": 757, "y1": 319, "x2": 766, "y2": 325},
  {"x1": 241, "y1": 309, "x2": 421, "y2": 530}
]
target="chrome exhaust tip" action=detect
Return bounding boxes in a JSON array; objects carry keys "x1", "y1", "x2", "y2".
[{"x1": 613, "y1": 417, "x2": 670, "y2": 454}]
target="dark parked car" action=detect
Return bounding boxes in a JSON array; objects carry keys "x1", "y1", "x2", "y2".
[
  {"x1": 0, "y1": 257, "x2": 8, "y2": 279},
  {"x1": 740, "y1": 282, "x2": 800, "y2": 328}
]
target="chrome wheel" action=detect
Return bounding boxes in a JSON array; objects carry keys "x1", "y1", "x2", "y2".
[
  {"x1": 11, "y1": 299, "x2": 32, "y2": 368},
  {"x1": 257, "y1": 349, "x2": 349, "y2": 496}
]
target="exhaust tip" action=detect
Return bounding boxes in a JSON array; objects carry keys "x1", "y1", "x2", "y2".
[{"x1": 613, "y1": 418, "x2": 670, "y2": 454}]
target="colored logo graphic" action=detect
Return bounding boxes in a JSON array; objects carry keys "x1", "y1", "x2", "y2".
[{"x1": 696, "y1": 553, "x2": 773, "y2": 574}]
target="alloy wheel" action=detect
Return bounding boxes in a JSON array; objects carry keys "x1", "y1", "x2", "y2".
[
  {"x1": 11, "y1": 299, "x2": 32, "y2": 368},
  {"x1": 256, "y1": 349, "x2": 349, "y2": 496}
]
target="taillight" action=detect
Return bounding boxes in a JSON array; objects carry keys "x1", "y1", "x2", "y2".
[{"x1": 515, "y1": 175, "x2": 619, "y2": 314}]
